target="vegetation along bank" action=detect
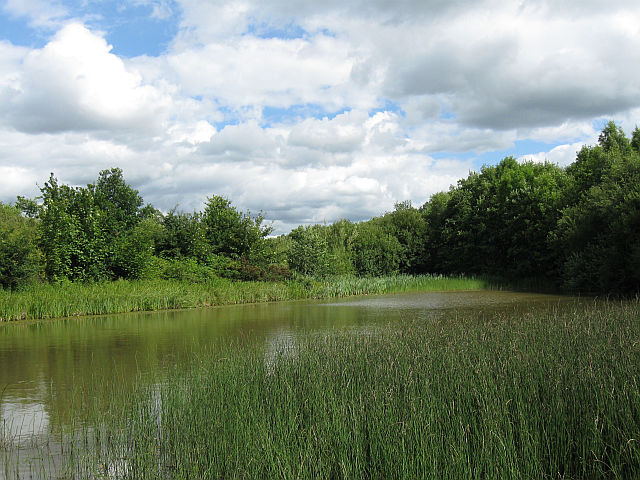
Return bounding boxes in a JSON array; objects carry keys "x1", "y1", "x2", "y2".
[{"x1": 1, "y1": 120, "x2": 639, "y2": 319}]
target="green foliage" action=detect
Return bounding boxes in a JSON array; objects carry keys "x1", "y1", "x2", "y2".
[
  {"x1": 263, "y1": 235, "x2": 292, "y2": 265},
  {"x1": 325, "y1": 219, "x2": 357, "y2": 275},
  {"x1": 0, "y1": 202, "x2": 42, "y2": 289},
  {"x1": 565, "y1": 145, "x2": 613, "y2": 201},
  {"x1": 598, "y1": 120, "x2": 632, "y2": 154},
  {"x1": 155, "y1": 209, "x2": 210, "y2": 261},
  {"x1": 556, "y1": 149, "x2": 640, "y2": 294},
  {"x1": 38, "y1": 174, "x2": 107, "y2": 281},
  {"x1": 14, "y1": 195, "x2": 40, "y2": 218},
  {"x1": 144, "y1": 256, "x2": 218, "y2": 283},
  {"x1": 352, "y1": 220, "x2": 402, "y2": 276},
  {"x1": 420, "y1": 190, "x2": 451, "y2": 271},
  {"x1": 109, "y1": 219, "x2": 156, "y2": 279},
  {"x1": 37, "y1": 170, "x2": 151, "y2": 282},
  {"x1": 287, "y1": 225, "x2": 331, "y2": 277},
  {"x1": 632, "y1": 126, "x2": 640, "y2": 153},
  {"x1": 377, "y1": 201, "x2": 427, "y2": 274},
  {"x1": 202, "y1": 195, "x2": 273, "y2": 261},
  {"x1": 6, "y1": 119, "x2": 640, "y2": 296},
  {"x1": 421, "y1": 157, "x2": 566, "y2": 280},
  {"x1": 92, "y1": 167, "x2": 144, "y2": 232}
]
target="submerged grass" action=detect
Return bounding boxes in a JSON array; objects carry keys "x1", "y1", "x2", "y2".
[
  {"x1": 62, "y1": 299, "x2": 640, "y2": 479},
  {"x1": 0, "y1": 274, "x2": 487, "y2": 322}
]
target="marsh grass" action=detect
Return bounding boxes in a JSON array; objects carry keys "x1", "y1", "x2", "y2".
[
  {"x1": 0, "y1": 274, "x2": 487, "y2": 322},
  {"x1": 63, "y1": 299, "x2": 640, "y2": 479}
]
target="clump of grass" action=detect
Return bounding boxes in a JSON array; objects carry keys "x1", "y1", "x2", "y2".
[
  {"x1": 317, "y1": 274, "x2": 487, "y2": 297},
  {"x1": 0, "y1": 274, "x2": 489, "y2": 322},
  {"x1": 67, "y1": 299, "x2": 640, "y2": 479}
]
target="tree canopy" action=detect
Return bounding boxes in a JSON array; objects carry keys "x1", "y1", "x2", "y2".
[{"x1": 1, "y1": 121, "x2": 639, "y2": 295}]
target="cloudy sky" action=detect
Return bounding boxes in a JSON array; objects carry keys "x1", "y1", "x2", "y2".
[{"x1": 1, "y1": 0, "x2": 639, "y2": 233}]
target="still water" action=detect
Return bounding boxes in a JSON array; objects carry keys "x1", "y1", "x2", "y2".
[{"x1": 0, "y1": 290, "x2": 579, "y2": 476}]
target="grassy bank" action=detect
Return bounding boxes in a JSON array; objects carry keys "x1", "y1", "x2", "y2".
[
  {"x1": 0, "y1": 274, "x2": 487, "y2": 322},
  {"x1": 55, "y1": 299, "x2": 640, "y2": 478}
]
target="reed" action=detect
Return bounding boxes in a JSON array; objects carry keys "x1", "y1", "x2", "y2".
[
  {"x1": 0, "y1": 274, "x2": 488, "y2": 322},
  {"x1": 61, "y1": 299, "x2": 640, "y2": 479}
]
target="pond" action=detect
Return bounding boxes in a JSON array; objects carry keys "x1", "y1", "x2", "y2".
[{"x1": 0, "y1": 289, "x2": 580, "y2": 477}]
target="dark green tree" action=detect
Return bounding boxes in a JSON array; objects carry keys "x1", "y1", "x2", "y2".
[
  {"x1": 92, "y1": 168, "x2": 144, "y2": 233},
  {"x1": 631, "y1": 126, "x2": 640, "y2": 153},
  {"x1": 202, "y1": 195, "x2": 272, "y2": 260},
  {"x1": 598, "y1": 120, "x2": 631, "y2": 154},
  {"x1": 155, "y1": 209, "x2": 210, "y2": 261},
  {"x1": 38, "y1": 174, "x2": 106, "y2": 281},
  {"x1": 325, "y1": 219, "x2": 357, "y2": 275},
  {"x1": 91, "y1": 168, "x2": 152, "y2": 279},
  {"x1": 352, "y1": 220, "x2": 402, "y2": 276},
  {"x1": 555, "y1": 147, "x2": 640, "y2": 294},
  {"x1": 0, "y1": 202, "x2": 42, "y2": 289},
  {"x1": 420, "y1": 157, "x2": 566, "y2": 279},
  {"x1": 287, "y1": 225, "x2": 331, "y2": 277},
  {"x1": 37, "y1": 170, "x2": 153, "y2": 281},
  {"x1": 15, "y1": 196, "x2": 40, "y2": 218},
  {"x1": 380, "y1": 201, "x2": 427, "y2": 274},
  {"x1": 420, "y1": 191, "x2": 451, "y2": 273}
]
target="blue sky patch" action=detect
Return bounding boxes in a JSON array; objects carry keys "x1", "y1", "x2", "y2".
[
  {"x1": 0, "y1": 13, "x2": 47, "y2": 48},
  {"x1": 262, "y1": 104, "x2": 351, "y2": 126},
  {"x1": 0, "y1": 0, "x2": 181, "y2": 57},
  {"x1": 439, "y1": 109, "x2": 457, "y2": 120},
  {"x1": 369, "y1": 99, "x2": 403, "y2": 117},
  {"x1": 245, "y1": 19, "x2": 307, "y2": 40},
  {"x1": 81, "y1": 1, "x2": 182, "y2": 57},
  {"x1": 431, "y1": 138, "x2": 569, "y2": 171}
]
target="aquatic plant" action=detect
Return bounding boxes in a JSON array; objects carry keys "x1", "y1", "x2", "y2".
[
  {"x1": 0, "y1": 274, "x2": 488, "y2": 322},
  {"x1": 60, "y1": 299, "x2": 640, "y2": 478}
]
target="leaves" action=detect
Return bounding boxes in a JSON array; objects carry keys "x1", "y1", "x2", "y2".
[
  {"x1": 202, "y1": 195, "x2": 272, "y2": 261},
  {"x1": 0, "y1": 202, "x2": 42, "y2": 289}
]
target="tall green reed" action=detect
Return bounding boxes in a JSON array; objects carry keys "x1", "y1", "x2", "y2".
[
  {"x1": 0, "y1": 274, "x2": 489, "y2": 322},
  {"x1": 66, "y1": 299, "x2": 640, "y2": 479}
]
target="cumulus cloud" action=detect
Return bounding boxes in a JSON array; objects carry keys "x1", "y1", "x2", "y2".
[
  {"x1": 166, "y1": 34, "x2": 355, "y2": 112},
  {"x1": 1, "y1": 0, "x2": 640, "y2": 234},
  {"x1": 518, "y1": 142, "x2": 586, "y2": 167},
  {"x1": 1, "y1": 24, "x2": 172, "y2": 135},
  {"x1": 200, "y1": 122, "x2": 280, "y2": 160},
  {"x1": 378, "y1": 4, "x2": 640, "y2": 129},
  {"x1": 0, "y1": 165, "x2": 36, "y2": 199},
  {"x1": 288, "y1": 111, "x2": 366, "y2": 153}
]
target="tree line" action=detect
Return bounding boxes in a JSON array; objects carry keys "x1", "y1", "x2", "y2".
[{"x1": 1, "y1": 121, "x2": 639, "y2": 295}]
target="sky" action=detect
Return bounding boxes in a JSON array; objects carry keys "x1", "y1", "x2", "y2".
[{"x1": 1, "y1": 0, "x2": 639, "y2": 234}]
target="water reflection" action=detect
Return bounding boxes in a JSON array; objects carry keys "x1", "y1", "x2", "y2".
[{"x1": 1, "y1": 397, "x2": 49, "y2": 441}]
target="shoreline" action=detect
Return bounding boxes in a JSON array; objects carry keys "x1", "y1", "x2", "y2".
[{"x1": 0, "y1": 274, "x2": 491, "y2": 323}]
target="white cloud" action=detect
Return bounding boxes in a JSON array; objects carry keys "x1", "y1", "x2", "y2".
[
  {"x1": 200, "y1": 121, "x2": 280, "y2": 160},
  {"x1": 0, "y1": 41, "x2": 27, "y2": 88},
  {"x1": 1, "y1": 24, "x2": 172, "y2": 135},
  {"x1": 518, "y1": 122, "x2": 597, "y2": 144},
  {"x1": 288, "y1": 110, "x2": 367, "y2": 153},
  {"x1": 166, "y1": 34, "x2": 355, "y2": 111},
  {"x1": 518, "y1": 142, "x2": 586, "y2": 167},
  {"x1": 0, "y1": 165, "x2": 36, "y2": 200},
  {"x1": 3, "y1": 0, "x2": 68, "y2": 29},
  {"x1": 2, "y1": 0, "x2": 640, "y2": 234}
]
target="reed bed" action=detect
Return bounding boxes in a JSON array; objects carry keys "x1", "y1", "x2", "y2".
[
  {"x1": 59, "y1": 299, "x2": 640, "y2": 479},
  {"x1": 0, "y1": 274, "x2": 487, "y2": 322}
]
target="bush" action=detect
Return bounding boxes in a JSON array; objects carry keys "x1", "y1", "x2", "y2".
[
  {"x1": 144, "y1": 256, "x2": 217, "y2": 283},
  {"x1": 0, "y1": 203, "x2": 42, "y2": 289}
]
